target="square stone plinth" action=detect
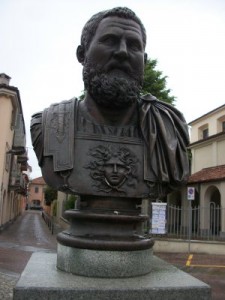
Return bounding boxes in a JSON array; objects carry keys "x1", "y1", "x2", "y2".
[{"x1": 13, "y1": 252, "x2": 211, "y2": 300}]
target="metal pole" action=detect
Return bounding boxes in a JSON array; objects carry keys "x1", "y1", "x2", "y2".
[{"x1": 188, "y1": 200, "x2": 192, "y2": 254}]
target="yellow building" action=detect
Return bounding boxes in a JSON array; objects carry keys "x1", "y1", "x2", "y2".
[{"x1": 0, "y1": 73, "x2": 28, "y2": 229}]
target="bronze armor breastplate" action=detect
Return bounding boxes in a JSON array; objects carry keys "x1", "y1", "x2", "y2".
[{"x1": 41, "y1": 101, "x2": 150, "y2": 198}]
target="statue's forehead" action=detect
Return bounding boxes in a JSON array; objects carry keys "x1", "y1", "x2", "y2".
[
  {"x1": 106, "y1": 157, "x2": 124, "y2": 164},
  {"x1": 96, "y1": 16, "x2": 142, "y2": 36}
]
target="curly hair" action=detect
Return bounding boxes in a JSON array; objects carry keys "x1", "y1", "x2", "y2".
[{"x1": 80, "y1": 7, "x2": 146, "y2": 52}]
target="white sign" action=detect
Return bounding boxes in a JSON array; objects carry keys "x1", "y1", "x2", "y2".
[
  {"x1": 187, "y1": 187, "x2": 195, "y2": 200},
  {"x1": 150, "y1": 203, "x2": 167, "y2": 234}
]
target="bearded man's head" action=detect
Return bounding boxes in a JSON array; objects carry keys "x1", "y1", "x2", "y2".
[{"x1": 77, "y1": 7, "x2": 147, "y2": 109}]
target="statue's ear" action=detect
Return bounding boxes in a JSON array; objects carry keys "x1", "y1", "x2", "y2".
[
  {"x1": 76, "y1": 45, "x2": 85, "y2": 65},
  {"x1": 144, "y1": 53, "x2": 148, "y2": 65}
]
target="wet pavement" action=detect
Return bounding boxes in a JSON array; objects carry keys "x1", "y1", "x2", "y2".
[
  {"x1": 0, "y1": 211, "x2": 225, "y2": 299},
  {"x1": 0, "y1": 210, "x2": 58, "y2": 300},
  {"x1": 155, "y1": 252, "x2": 225, "y2": 300}
]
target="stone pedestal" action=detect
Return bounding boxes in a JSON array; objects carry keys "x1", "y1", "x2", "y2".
[
  {"x1": 13, "y1": 252, "x2": 211, "y2": 300},
  {"x1": 57, "y1": 244, "x2": 153, "y2": 277}
]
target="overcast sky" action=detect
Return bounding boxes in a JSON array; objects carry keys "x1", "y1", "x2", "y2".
[{"x1": 1, "y1": 0, "x2": 225, "y2": 178}]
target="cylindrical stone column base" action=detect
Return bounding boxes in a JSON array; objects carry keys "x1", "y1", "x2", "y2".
[{"x1": 57, "y1": 243, "x2": 154, "y2": 278}]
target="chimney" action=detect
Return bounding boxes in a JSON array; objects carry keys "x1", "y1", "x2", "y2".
[{"x1": 0, "y1": 73, "x2": 11, "y2": 85}]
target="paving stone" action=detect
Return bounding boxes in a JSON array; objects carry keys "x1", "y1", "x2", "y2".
[{"x1": 0, "y1": 273, "x2": 19, "y2": 300}]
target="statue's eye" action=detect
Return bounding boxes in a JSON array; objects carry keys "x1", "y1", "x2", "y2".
[
  {"x1": 100, "y1": 35, "x2": 117, "y2": 46},
  {"x1": 128, "y1": 40, "x2": 141, "y2": 51}
]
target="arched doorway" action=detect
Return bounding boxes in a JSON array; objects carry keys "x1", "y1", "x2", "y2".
[{"x1": 205, "y1": 185, "x2": 221, "y2": 236}]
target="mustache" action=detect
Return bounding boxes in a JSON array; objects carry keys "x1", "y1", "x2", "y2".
[
  {"x1": 105, "y1": 62, "x2": 132, "y2": 74},
  {"x1": 83, "y1": 60, "x2": 143, "y2": 91}
]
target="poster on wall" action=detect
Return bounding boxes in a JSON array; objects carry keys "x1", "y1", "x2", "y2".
[{"x1": 150, "y1": 202, "x2": 167, "y2": 234}]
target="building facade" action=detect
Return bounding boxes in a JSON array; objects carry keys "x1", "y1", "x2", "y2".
[
  {"x1": 27, "y1": 177, "x2": 46, "y2": 210},
  {"x1": 0, "y1": 73, "x2": 29, "y2": 229},
  {"x1": 188, "y1": 104, "x2": 225, "y2": 237},
  {"x1": 189, "y1": 104, "x2": 225, "y2": 173},
  {"x1": 167, "y1": 104, "x2": 225, "y2": 238}
]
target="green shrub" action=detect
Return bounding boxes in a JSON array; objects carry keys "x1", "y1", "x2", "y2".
[{"x1": 64, "y1": 195, "x2": 77, "y2": 210}]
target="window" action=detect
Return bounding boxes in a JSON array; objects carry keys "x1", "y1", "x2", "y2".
[
  {"x1": 5, "y1": 153, "x2": 11, "y2": 172},
  {"x1": 222, "y1": 121, "x2": 225, "y2": 132},
  {"x1": 217, "y1": 115, "x2": 225, "y2": 133},
  {"x1": 34, "y1": 186, "x2": 39, "y2": 193},
  {"x1": 198, "y1": 124, "x2": 209, "y2": 140},
  {"x1": 5, "y1": 143, "x2": 11, "y2": 172},
  {"x1": 10, "y1": 107, "x2": 17, "y2": 130},
  {"x1": 202, "y1": 128, "x2": 209, "y2": 139}
]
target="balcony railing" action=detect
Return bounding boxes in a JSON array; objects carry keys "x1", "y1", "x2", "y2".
[{"x1": 9, "y1": 173, "x2": 28, "y2": 196}]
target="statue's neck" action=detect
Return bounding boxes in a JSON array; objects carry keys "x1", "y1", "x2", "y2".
[{"x1": 81, "y1": 94, "x2": 138, "y2": 126}]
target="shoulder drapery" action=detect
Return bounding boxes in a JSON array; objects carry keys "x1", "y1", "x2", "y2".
[
  {"x1": 30, "y1": 98, "x2": 77, "y2": 171},
  {"x1": 139, "y1": 94, "x2": 189, "y2": 189}
]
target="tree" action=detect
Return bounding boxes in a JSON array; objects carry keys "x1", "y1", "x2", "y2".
[
  {"x1": 44, "y1": 185, "x2": 57, "y2": 206},
  {"x1": 141, "y1": 58, "x2": 175, "y2": 105},
  {"x1": 64, "y1": 194, "x2": 77, "y2": 210},
  {"x1": 79, "y1": 91, "x2": 85, "y2": 101}
]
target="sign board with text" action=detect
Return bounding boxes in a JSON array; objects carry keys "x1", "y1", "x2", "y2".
[{"x1": 150, "y1": 203, "x2": 167, "y2": 234}]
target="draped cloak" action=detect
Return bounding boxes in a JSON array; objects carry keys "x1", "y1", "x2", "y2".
[{"x1": 30, "y1": 94, "x2": 189, "y2": 197}]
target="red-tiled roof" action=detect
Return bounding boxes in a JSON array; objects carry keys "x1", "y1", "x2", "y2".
[
  {"x1": 188, "y1": 165, "x2": 225, "y2": 183},
  {"x1": 31, "y1": 176, "x2": 46, "y2": 185}
]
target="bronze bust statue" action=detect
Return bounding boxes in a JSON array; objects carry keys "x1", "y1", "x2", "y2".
[{"x1": 31, "y1": 7, "x2": 189, "y2": 253}]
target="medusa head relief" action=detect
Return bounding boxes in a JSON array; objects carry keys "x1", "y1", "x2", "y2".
[{"x1": 84, "y1": 144, "x2": 139, "y2": 193}]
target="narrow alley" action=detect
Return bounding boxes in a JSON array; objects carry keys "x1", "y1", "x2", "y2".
[{"x1": 0, "y1": 210, "x2": 58, "y2": 300}]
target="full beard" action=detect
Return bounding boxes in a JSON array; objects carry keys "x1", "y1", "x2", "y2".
[{"x1": 83, "y1": 63, "x2": 143, "y2": 109}]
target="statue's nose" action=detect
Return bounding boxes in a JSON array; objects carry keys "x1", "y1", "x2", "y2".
[
  {"x1": 113, "y1": 164, "x2": 118, "y2": 173},
  {"x1": 114, "y1": 40, "x2": 128, "y2": 59}
]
